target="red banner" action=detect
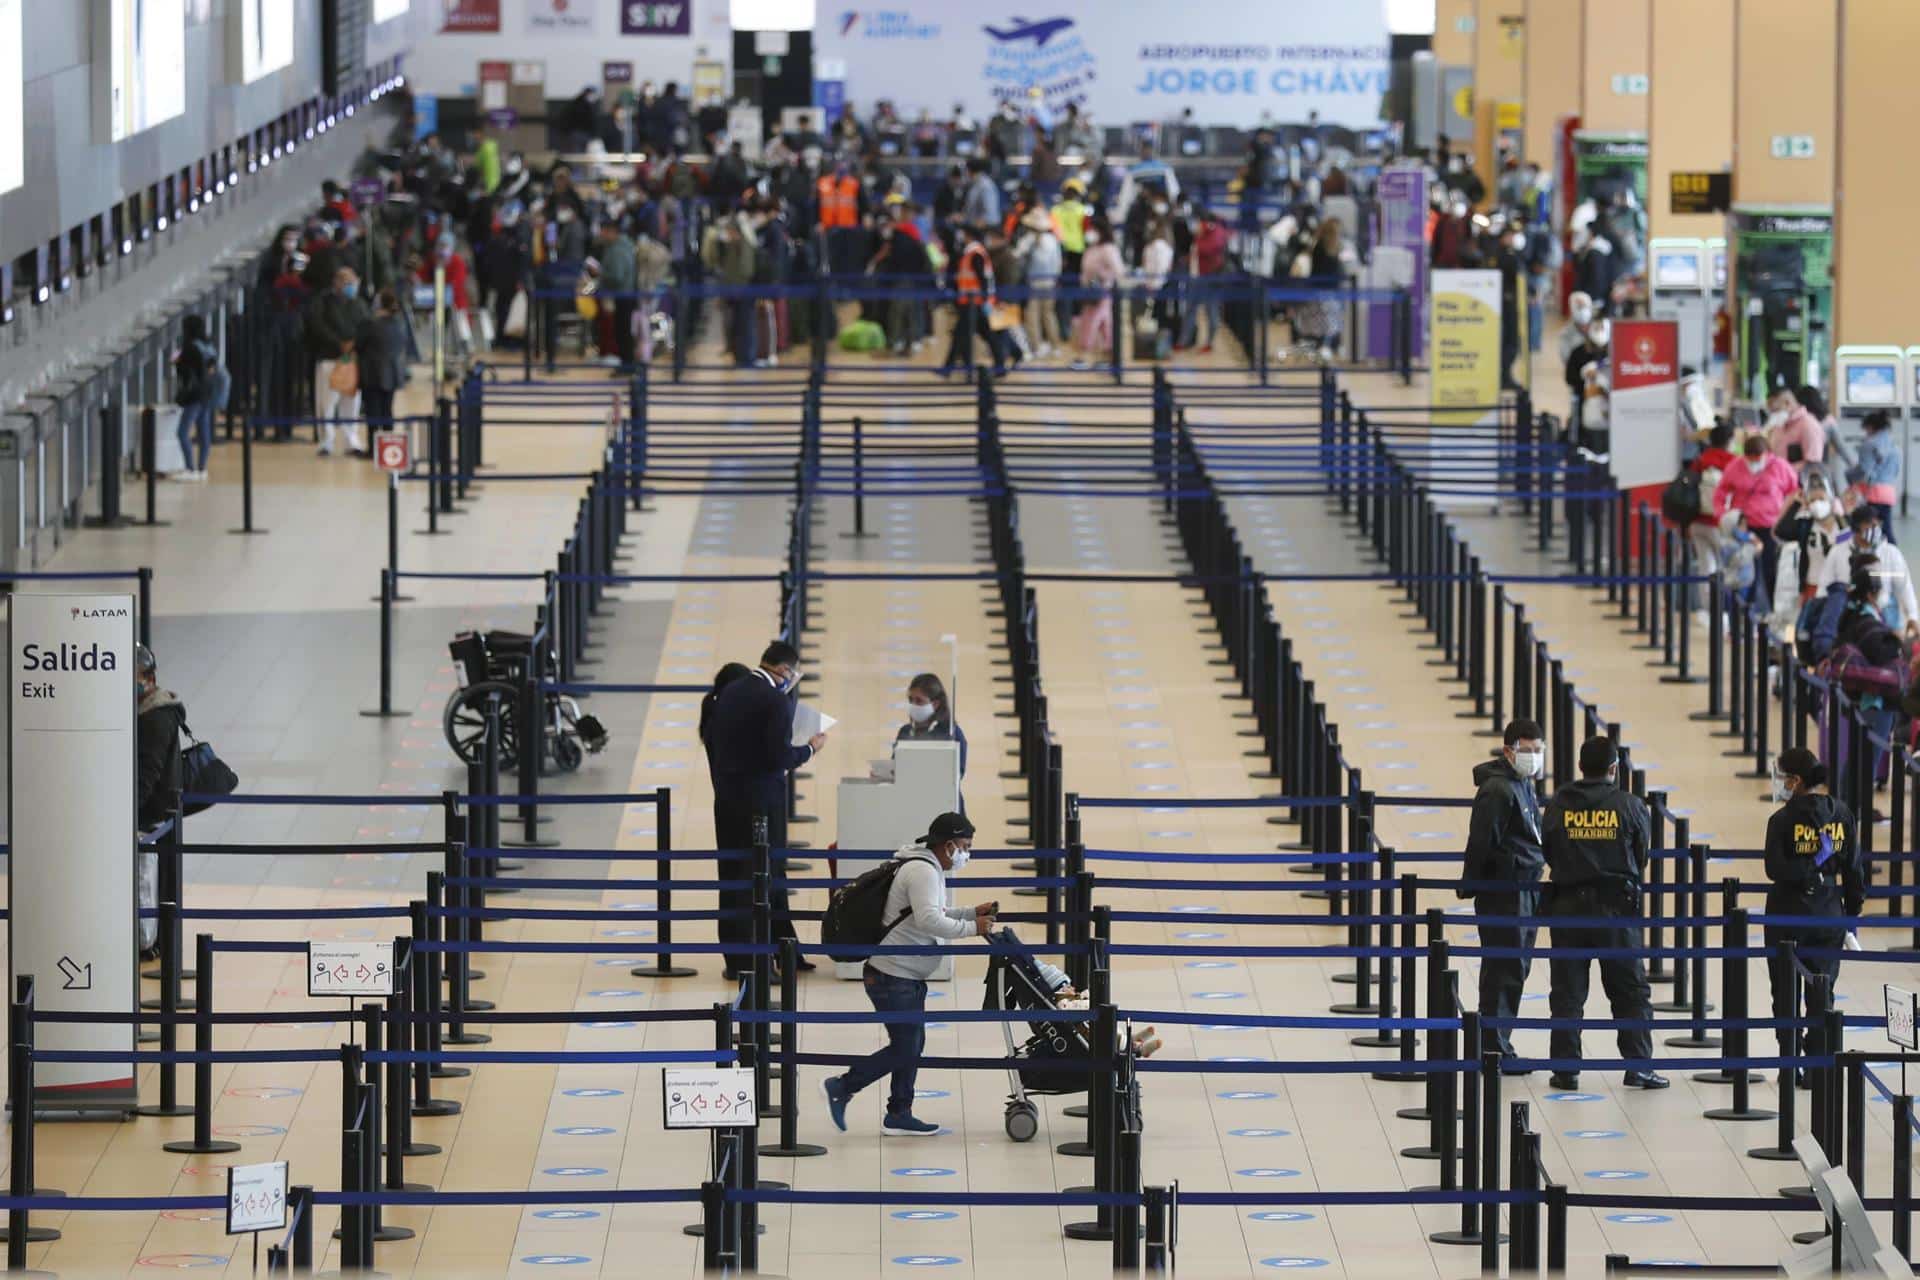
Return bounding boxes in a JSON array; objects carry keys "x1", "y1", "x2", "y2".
[
  {"x1": 442, "y1": 0, "x2": 501, "y2": 33},
  {"x1": 1610, "y1": 320, "x2": 1679, "y2": 393}
]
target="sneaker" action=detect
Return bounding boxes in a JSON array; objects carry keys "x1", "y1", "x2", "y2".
[
  {"x1": 881, "y1": 1111, "x2": 940, "y2": 1137},
  {"x1": 1623, "y1": 1070, "x2": 1670, "y2": 1090},
  {"x1": 1548, "y1": 1071, "x2": 1580, "y2": 1091},
  {"x1": 820, "y1": 1075, "x2": 849, "y2": 1132}
]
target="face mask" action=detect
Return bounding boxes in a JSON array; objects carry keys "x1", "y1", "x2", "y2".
[
  {"x1": 1571, "y1": 305, "x2": 1593, "y2": 326},
  {"x1": 780, "y1": 668, "x2": 802, "y2": 694},
  {"x1": 1769, "y1": 764, "x2": 1792, "y2": 804},
  {"x1": 340, "y1": 282, "x2": 359, "y2": 299},
  {"x1": 1861, "y1": 527, "x2": 1883, "y2": 549},
  {"x1": 1765, "y1": 410, "x2": 1788, "y2": 429},
  {"x1": 1512, "y1": 750, "x2": 1543, "y2": 779},
  {"x1": 556, "y1": 210, "x2": 575, "y2": 224},
  {"x1": 906, "y1": 701, "x2": 936, "y2": 725},
  {"x1": 1746, "y1": 457, "x2": 1766, "y2": 475},
  {"x1": 1810, "y1": 498, "x2": 1833, "y2": 520},
  {"x1": 947, "y1": 847, "x2": 970, "y2": 871},
  {"x1": 1085, "y1": 231, "x2": 1101, "y2": 245},
  {"x1": 1509, "y1": 233, "x2": 1526, "y2": 250}
]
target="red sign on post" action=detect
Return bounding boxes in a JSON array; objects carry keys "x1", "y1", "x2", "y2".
[
  {"x1": 1608, "y1": 318, "x2": 1682, "y2": 495},
  {"x1": 373, "y1": 431, "x2": 410, "y2": 473}
]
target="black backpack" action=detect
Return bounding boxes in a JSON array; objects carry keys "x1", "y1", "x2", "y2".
[
  {"x1": 1660, "y1": 470, "x2": 1701, "y2": 526},
  {"x1": 820, "y1": 855, "x2": 926, "y2": 947}
]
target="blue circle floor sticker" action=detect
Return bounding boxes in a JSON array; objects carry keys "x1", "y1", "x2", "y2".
[
  {"x1": 1260, "y1": 1259, "x2": 1329, "y2": 1269},
  {"x1": 891, "y1": 1167, "x2": 956, "y2": 1178},
  {"x1": 532, "y1": 1209, "x2": 601, "y2": 1222},
  {"x1": 520, "y1": 1255, "x2": 591, "y2": 1266},
  {"x1": 892, "y1": 1256, "x2": 963, "y2": 1267},
  {"x1": 891, "y1": 1210, "x2": 959, "y2": 1221}
]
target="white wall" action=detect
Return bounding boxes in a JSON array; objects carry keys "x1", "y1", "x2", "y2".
[{"x1": 406, "y1": 0, "x2": 732, "y2": 100}]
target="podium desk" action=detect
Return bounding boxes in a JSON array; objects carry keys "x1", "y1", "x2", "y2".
[{"x1": 833, "y1": 740, "x2": 961, "y2": 981}]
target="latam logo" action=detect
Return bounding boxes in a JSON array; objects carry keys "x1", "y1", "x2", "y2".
[
  {"x1": 71, "y1": 606, "x2": 129, "y2": 619},
  {"x1": 838, "y1": 9, "x2": 942, "y2": 38}
]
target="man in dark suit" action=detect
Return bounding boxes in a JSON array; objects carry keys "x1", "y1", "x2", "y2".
[{"x1": 705, "y1": 640, "x2": 829, "y2": 977}]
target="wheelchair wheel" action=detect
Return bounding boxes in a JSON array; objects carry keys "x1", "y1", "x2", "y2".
[
  {"x1": 1004, "y1": 1100, "x2": 1039, "y2": 1143},
  {"x1": 551, "y1": 732, "x2": 584, "y2": 773},
  {"x1": 443, "y1": 680, "x2": 521, "y2": 764}
]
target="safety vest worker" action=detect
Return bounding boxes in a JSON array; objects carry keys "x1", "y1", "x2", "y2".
[
  {"x1": 816, "y1": 172, "x2": 860, "y2": 230},
  {"x1": 954, "y1": 236, "x2": 994, "y2": 307},
  {"x1": 1051, "y1": 191, "x2": 1088, "y2": 256},
  {"x1": 1540, "y1": 736, "x2": 1667, "y2": 1093}
]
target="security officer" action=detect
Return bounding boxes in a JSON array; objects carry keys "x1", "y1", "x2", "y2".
[
  {"x1": 1541, "y1": 736, "x2": 1668, "y2": 1091},
  {"x1": 1763, "y1": 746, "x2": 1863, "y2": 1089},
  {"x1": 1459, "y1": 718, "x2": 1546, "y2": 1068}
]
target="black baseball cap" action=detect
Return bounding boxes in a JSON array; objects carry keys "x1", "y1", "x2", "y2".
[{"x1": 916, "y1": 812, "x2": 976, "y2": 845}]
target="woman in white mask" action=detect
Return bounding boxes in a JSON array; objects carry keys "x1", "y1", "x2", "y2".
[
  {"x1": 1769, "y1": 465, "x2": 1845, "y2": 638},
  {"x1": 895, "y1": 673, "x2": 968, "y2": 783}
]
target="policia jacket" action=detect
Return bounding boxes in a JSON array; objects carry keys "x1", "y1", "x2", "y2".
[
  {"x1": 1763, "y1": 792, "x2": 1864, "y2": 919},
  {"x1": 1542, "y1": 778, "x2": 1650, "y2": 911}
]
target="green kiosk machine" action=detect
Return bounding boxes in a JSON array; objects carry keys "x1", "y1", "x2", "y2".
[
  {"x1": 1569, "y1": 131, "x2": 1648, "y2": 248},
  {"x1": 1729, "y1": 205, "x2": 1833, "y2": 404}
]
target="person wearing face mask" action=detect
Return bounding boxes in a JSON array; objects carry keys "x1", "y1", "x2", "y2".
[
  {"x1": 1815, "y1": 505, "x2": 1920, "y2": 638},
  {"x1": 1762, "y1": 747, "x2": 1862, "y2": 1088},
  {"x1": 895, "y1": 673, "x2": 968, "y2": 779},
  {"x1": 304, "y1": 266, "x2": 371, "y2": 457},
  {"x1": 134, "y1": 644, "x2": 186, "y2": 958},
  {"x1": 1069, "y1": 215, "x2": 1123, "y2": 370},
  {"x1": 1713, "y1": 433, "x2": 1799, "y2": 603},
  {"x1": 1849, "y1": 409, "x2": 1901, "y2": 541},
  {"x1": 1771, "y1": 466, "x2": 1845, "y2": 629},
  {"x1": 1764, "y1": 386, "x2": 1825, "y2": 469},
  {"x1": 1540, "y1": 737, "x2": 1667, "y2": 1091},
  {"x1": 1566, "y1": 316, "x2": 1610, "y2": 440},
  {"x1": 1458, "y1": 719, "x2": 1547, "y2": 1068},
  {"x1": 821, "y1": 812, "x2": 994, "y2": 1137},
  {"x1": 704, "y1": 641, "x2": 830, "y2": 978}
]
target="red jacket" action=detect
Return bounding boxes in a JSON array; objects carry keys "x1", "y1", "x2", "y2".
[{"x1": 419, "y1": 252, "x2": 470, "y2": 311}]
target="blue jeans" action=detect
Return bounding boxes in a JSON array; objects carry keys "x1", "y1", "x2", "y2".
[
  {"x1": 839, "y1": 966, "x2": 927, "y2": 1116},
  {"x1": 177, "y1": 399, "x2": 213, "y2": 472}
]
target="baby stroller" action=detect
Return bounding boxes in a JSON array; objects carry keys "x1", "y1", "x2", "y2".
[
  {"x1": 442, "y1": 629, "x2": 609, "y2": 772},
  {"x1": 984, "y1": 928, "x2": 1092, "y2": 1142}
]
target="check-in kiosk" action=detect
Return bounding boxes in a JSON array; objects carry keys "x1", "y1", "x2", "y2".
[
  {"x1": 834, "y1": 740, "x2": 962, "y2": 981},
  {"x1": 1648, "y1": 238, "x2": 1709, "y2": 376},
  {"x1": 1834, "y1": 345, "x2": 1909, "y2": 503}
]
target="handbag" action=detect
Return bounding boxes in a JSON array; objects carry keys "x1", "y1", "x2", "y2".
[
  {"x1": 328, "y1": 355, "x2": 359, "y2": 395},
  {"x1": 179, "y1": 723, "x2": 239, "y2": 816}
]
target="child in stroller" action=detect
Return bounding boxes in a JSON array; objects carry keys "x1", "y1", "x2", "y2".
[{"x1": 984, "y1": 927, "x2": 1161, "y2": 1142}]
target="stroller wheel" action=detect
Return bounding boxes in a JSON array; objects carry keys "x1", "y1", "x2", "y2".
[{"x1": 1004, "y1": 1100, "x2": 1039, "y2": 1143}]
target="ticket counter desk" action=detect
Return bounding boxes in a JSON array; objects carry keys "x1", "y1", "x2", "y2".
[{"x1": 832, "y1": 740, "x2": 962, "y2": 981}]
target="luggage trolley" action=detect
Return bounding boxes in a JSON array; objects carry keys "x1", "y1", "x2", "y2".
[{"x1": 442, "y1": 629, "x2": 609, "y2": 771}]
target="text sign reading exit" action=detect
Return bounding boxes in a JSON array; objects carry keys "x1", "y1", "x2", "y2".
[
  {"x1": 661, "y1": 1067, "x2": 756, "y2": 1129},
  {"x1": 307, "y1": 941, "x2": 394, "y2": 998}
]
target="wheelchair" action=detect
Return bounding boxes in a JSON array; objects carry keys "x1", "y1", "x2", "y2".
[{"x1": 442, "y1": 630, "x2": 609, "y2": 773}]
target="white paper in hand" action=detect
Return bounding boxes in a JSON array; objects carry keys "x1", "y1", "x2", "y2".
[{"x1": 792, "y1": 703, "x2": 837, "y2": 746}]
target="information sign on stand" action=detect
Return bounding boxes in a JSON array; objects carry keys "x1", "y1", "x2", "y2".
[
  {"x1": 373, "y1": 431, "x2": 409, "y2": 473},
  {"x1": 662, "y1": 1067, "x2": 757, "y2": 1129},
  {"x1": 8, "y1": 593, "x2": 137, "y2": 1110},
  {"x1": 227, "y1": 1161, "x2": 289, "y2": 1234},
  {"x1": 307, "y1": 941, "x2": 395, "y2": 998},
  {"x1": 1887, "y1": 985, "x2": 1918, "y2": 1049}
]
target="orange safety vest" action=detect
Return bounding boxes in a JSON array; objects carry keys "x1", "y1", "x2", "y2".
[
  {"x1": 816, "y1": 174, "x2": 859, "y2": 229},
  {"x1": 955, "y1": 242, "x2": 993, "y2": 306}
]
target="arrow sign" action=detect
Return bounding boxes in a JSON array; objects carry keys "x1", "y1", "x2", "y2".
[{"x1": 56, "y1": 957, "x2": 91, "y2": 990}]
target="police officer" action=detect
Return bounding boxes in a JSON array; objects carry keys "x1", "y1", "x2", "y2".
[
  {"x1": 1764, "y1": 746, "x2": 1863, "y2": 1089},
  {"x1": 1460, "y1": 719, "x2": 1546, "y2": 1067},
  {"x1": 1541, "y1": 737, "x2": 1668, "y2": 1091}
]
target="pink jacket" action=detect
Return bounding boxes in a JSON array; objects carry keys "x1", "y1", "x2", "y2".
[
  {"x1": 1713, "y1": 452, "x2": 1799, "y2": 530},
  {"x1": 1769, "y1": 407, "x2": 1826, "y2": 466}
]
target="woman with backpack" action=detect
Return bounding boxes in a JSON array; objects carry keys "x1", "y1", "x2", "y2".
[
  {"x1": 171, "y1": 315, "x2": 222, "y2": 481},
  {"x1": 1772, "y1": 465, "x2": 1846, "y2": 640}
]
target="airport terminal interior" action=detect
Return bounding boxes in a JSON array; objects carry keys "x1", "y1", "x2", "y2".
[{"x1": 5, "y1": 0, "x2": 1920, "y2": 1276}]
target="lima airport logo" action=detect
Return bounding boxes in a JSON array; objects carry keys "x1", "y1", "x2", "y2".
[
  {"x1": 838, "y1": 9, "x2": 942, "y2": 38},
  {"x1": 982, "y1": 15, "x2": 1096, "y2": 112}
]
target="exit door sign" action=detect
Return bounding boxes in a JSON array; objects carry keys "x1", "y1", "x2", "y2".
[{"x1": 1770, "y1": 135, "x2": 1817, "y2": 159}]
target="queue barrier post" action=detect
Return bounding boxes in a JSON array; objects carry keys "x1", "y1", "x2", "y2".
[
  {"x1": 1703, "y1": 896, "x2": 1771, "y2": 1120},
  {"x1": 5, "y1": 976, "x2": 58, "y2": 1255},
  {"x1": 1143, "y1": 1183, "x2": 1174, "y2": 1272},
  {"x1": 289, "y1": 1184, "x2": 314, "y2": 1273},
  {"x1": 385, "y1": 939, "x2": 438, "y2": 1167},
  {"x1": 359, "y1": 570, "x2": 402, "y2": 719},
  {"x1": 1845, "y1": 1052, "x2": 1866, "y2": 1194},
  {"x1": 162, "y1": 934, "x2": 241, "y2": 1156},
  {"x1": 410, "y1": 892, "x2": 463, "y2": 1116},
  {"x1": 1063, "y1": 1001, "x2": 1120, "y2": 1243},
  {"x1": 442, "y1": 835, "x2": 494, "y2": 1045},
  {"x1": 1375, "y1": 871, "x2": 1424, "y2": 1082},
  {"x1": 1400, "y1": 908, "x2": 1450, "y2": 1129},
  {"x1": 633, "y1": 786, "x2": 695, "y2": 979},
  {"x1": 760, "y1": 936, "x2": 826, "y2": 1160},
  {"x1": 1896, "y1": 1093, "x2": 1914, "y2": 1261},
  {"x1": 133, "y1": 898, "x2": 193, "y2": 1117},
  {"x1": 1665, "y1": 841, "x2": 1719, "y2": 1049},
  {"x1": 1481, "y1": 1050, "x2": 1504, "y2": 1274},
  {"x1": 1545, "y1": 1180, "x2": 1568, "y2": 1274}
]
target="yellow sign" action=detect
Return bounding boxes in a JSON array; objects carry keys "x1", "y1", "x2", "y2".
[
  {"x1": 1496, "y1": 101, "x2": 1523, "y2": 131},
  {"x1": 1452, "y1": 86, "x2": 1475, "y2": 120},
  {"x1": 1431, "y1": 269, "x2": 1503, "y2": 427}
]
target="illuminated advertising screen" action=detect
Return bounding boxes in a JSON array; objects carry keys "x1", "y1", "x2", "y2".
[
  {"x1": 237, "y1": 0, "x2": 296, "y2": 82},
  {"x1": 98, "y1": 0, "x2": 187, "y2": 142}
]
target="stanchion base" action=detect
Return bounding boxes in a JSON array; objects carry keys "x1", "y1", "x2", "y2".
[
  {"x1": 1396, "y1": 1106, "x2": 1458, "y2": 1122},
  {"x1": 683, "y1": 1223, "x2": 766, "y2": 1238},
  {"x1": 443, "y1": 970, "x2": 487, "y2": 982},
  {"x1": 631, "y1": 966, "x2": 698, "y2": 979},
  {"x1": 1371, "y1": 1069, "x2": 1425, "y2": 1083},
  {"x1": 1010, "y1": 860, "x2": 1036, "y2": 872},
  {"x1": 359, "y1": 709, "x2": 408, "y2": 719},
  {"x1": 1062, "y1": 1221, "x2": 1113, "y2": 1242},
  {"x1": 1056, "y1": 1140, "x2": 1094, "y2": 1157},
  {"x1": 1746, "y1": 1144, "x2": 1799, "y2": 1162},
  {"x1": 785, "y1": 861, "x2": 814, "y2": 872},
  {"x1": 1780, "y1": 1185, "x2": 1815, "y2": 1201},
  {"x1": 1398, "y1": 1145, "x2": 1441, "y2": 1161},
  {"x1": 0, "y1": 1228, "x2": 61, "y2": 1245},
  {"x1": 429, "y1": 1066, "x2": 471, "y2": 1079},
  {"x1": 1350, "y1": 1034, "x2": 1400, "y2": 1049},
  {"x1": 335, "y1": 1225, "x2": 415, "y2": 1243},
  {"x1": 1693, "y1": 1070, "x2": 1761, "y2": 1084},
  {"x1": 1428, "y1": 1229, "x2": 1499, "y2": 1247},
  {"x1": 491, "y1": 860, "x2": 525, "y2": 873},
  {"x1": 445, "y1": 1032, "x2": 492, "y2": 1045},
  {"x1": 1790, "y1": 1228, "x2": 1829, "y2": 1245},
  {"x1": 229, "y1": 528, "x2": 272, "y2": 537},
  {"x1": 1665, "y1": 1034, "x2": 1721, "y2": 1049},
  {"x1": 1330, "y1": 972, "x2": 1359, "y2": 986},
  {"x1": 462, "y1": 998, "x2": 497, "y2": 1012},
  {"x1": 1012, "y1": 887, "x2": 1051, "y2": 898},
  {"x1": 411, "y1": 1100, "x2": 462, "y2": 1118},
  {"x1": 1688, "y1": 710, "x2": 1730, "y2": 722},
  {"x1": 163, "y1": 1139, "x2": 243, "y2": 1154},
  {"x1": 1702, "y1": 1107, "x2": 1776, "y2": 1121},
  {"x1": 500, "y1": 837, "x2": 562, "y2": 848},
  {"x1": 1650, "y1": 1001, "x2": 1693, "y2": 1013},
  {"x1": 1062, "y1": 1104, "x2": 1089, "y2": 1119},
  {"x1": 1327, "y1": 1002, "x2": 1373, "y2": 1015},
  {"x1": 402, "y1": 1141, "x2": 443, "y2": 1157},
  {"x1": 132, "y1": 1104, "x2": 196, "y2": 1118},
  {"x1": 1659, "y1": 675, "x2": 1700, "y2": 685},
  {"x1": 760, "y1": 1142, "x2": 828, "y2": 1158},
  {"x1": 138, "y1": 1028, "x2": 160, "y2": 1044},
  {"x1": 139, "y1": 997, "x2": 196, "y2": 1011}
]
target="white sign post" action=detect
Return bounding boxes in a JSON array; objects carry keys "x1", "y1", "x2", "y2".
[
  {"x1": 307, "y1": 941, "x2": 396, "y2": 999},
  {"x1": 227, "y1": 1160, "x2": 289, "y2": 1233},
  {"x1": 662, "y1": 1066, "x2": 757, "y2": 1129},
  {"x1": 8, "y1": 593, "x2": 137, "y2": 1108},
  {"x1": 1887, "y1": 984, "x2": 1918, "y2": 1097}
]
